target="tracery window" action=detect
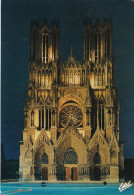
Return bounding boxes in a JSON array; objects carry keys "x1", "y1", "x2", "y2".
[
  {"x1": 59, "y1": 104, "x2": 83, "y2": 127},
  {"x1": 93, "y1": 152, "x2": 101, "y2": 164},
  {"x1": 34, "y1": 152, "x2": 40, "y2": 166},
  {"x1": 41, "y1": 153, "x2": 48, "y2": 164},
  {"x1": 64, "y1": 147, "x2": 78, "y2": 164}
]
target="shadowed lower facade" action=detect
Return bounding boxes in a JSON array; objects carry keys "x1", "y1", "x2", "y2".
[{"x1": 19, "y1": 18, "x2": 124, "y2": 182}]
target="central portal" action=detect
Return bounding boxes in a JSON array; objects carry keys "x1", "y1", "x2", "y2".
[
  {"x1": 42, "y1": 167, "x2": 48, "y2": 180},
  {"x1": 65, "y1": 167, "x2": 70, "y2": 181},
  {"x1": 65, "y1": 167, "x2": 77, "y2": 181},
  {"x1": 94, "y1": 167, "x2": 101, "y2": 181},
  {"x1": 71, "y1": 167, "x2": 77, "y2": 180},
  {"x1": 64, "y1": 147, "x2": 78, "y2": 180}
]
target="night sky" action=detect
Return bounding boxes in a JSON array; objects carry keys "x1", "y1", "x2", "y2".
[{"x1": 2, "y1": 0, "x2": 134, "y2": 159}]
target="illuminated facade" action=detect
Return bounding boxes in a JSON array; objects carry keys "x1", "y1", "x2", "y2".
[{"x1": 19, "y1": 19, "x2": 124, "y2": 182}]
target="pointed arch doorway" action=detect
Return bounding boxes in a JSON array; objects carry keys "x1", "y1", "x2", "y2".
[
  {"x1": 64, "y1": 147, "x2": 78, "y2": 181},
  {"x1": 41, "y1": 152, "x2": 48, "y2": 180},
  {"x1": 93, "y1": 152, "x2": 101, "y2": 181},
  {"x1": 42, "y1": 167, "x2": 48, "y2": 180},
  {"x1": 94, "y1": 167, "x2": 101, "y2": 181}
]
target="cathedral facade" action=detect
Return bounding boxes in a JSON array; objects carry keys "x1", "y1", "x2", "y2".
[{"x1": 19, "y1": 19, "x2": 124, "y2": 182}]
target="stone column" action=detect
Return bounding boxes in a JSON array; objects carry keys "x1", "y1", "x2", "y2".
[
  {"x1": 86, "y1": 110, "x2": 89, "y2": 126},
  {"x1": 41, "y1": 109, "x2": 42, "y2": 129},
  {"x1": 104, "y1": 107, "x2": 106, "y2": 129},
  {"x1": 38, "y1": 110, "x2": 40, "y2": 129},
  {"x1": 44, "y1": 106, "x2": 46, "y2": 129},
  {"x1": 85, "y1": 110, "x2": 87, "y2": 127},
  {"x1": 55, "y1": 109, "x2": 57, "y2": 127},
  {"x1": 111, "y1": 109, "x2": 113, "y2": 126},
  {"x1": 106, "y1": 109, "x2": 108, "y2": 127},
  {"x1": 97, "y1": 105, "x2": 99, "y2": 129},
  {"x1": 48, "y1": 107, "x2": 49, "y2": 130},
  {"x1": 45, "y1": 35, "x2": 47, "y2": 64},
  {"x1": 50, "y1": 108, "x2": 52, "y2": 128},
  {"x1": 101, "y1": 106, "x2": 103, "y2": 130},
  {"x1": 89, "y1": 108, "x2": 91, "y2": 127}
]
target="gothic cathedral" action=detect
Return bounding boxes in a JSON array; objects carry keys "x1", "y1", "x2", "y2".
[{"x1": 19, "y1": 19, "x2": 124, "y2": 182}]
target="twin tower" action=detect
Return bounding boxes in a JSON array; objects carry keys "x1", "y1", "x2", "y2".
[
  {"x1": 30, "y1": 18, "x2": 112, "y2": 63},
  {"x1": 19, "y1": 19, "x2": 124, "y2": 182}
]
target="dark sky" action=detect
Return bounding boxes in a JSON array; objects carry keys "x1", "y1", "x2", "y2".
[{"x1": 2, "y1": 0, "x2": 134, "y2": 159}]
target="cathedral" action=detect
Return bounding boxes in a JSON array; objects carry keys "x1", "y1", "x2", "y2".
[{"x1": 19, "y1": 18, "x2": 124, "y2": 182}]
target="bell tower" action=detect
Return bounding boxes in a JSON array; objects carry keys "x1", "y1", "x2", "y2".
[
  {"x1": 83, "y1": 18, "x2": 113, "y2": 63},
  {"x1": 30, "y1": 19, "x2": 60, "y2": 63}
]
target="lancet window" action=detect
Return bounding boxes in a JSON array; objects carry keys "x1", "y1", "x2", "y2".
[
  {"x1": 34, "y1": 152, "x2": 40, "y2": 167},
  {"x1": 98, "y1": 97, "x2": 105, "y2": 130},
  {"x1": 45, "y1": 106, "x2": 51, "y2": 130},
  {"x1": 95, "y1": 32, "x2": 101, "y2": 63},
  {"x1": 39, "y1": 108, "x2": 44, "y2": 130},
  {"x1": 42, "y1": 32, "x2": 48, "y2": 63},
  {"x1": 38, "y1": 105, "x2": 51, "y2": 130},
  {"x1": 31, "y1": 110, "x2": 34, "y2": 126},
  {"x1": 41, "y1": 153, "x2": 48, "y2": 164},
  {"x1": 93, "y1": 152, "x2": 101, "y2": 164},
  {"x1": 99, "y1": 104, "x2": 104, "y2": 130}
]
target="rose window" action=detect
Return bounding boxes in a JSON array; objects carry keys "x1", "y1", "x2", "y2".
[
  {"x1": 59, "y1": 104, "x2": 83, "y2": 127},
  {"x1": 64, "y1": 147, "x2": 78, "y2": 164}
]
